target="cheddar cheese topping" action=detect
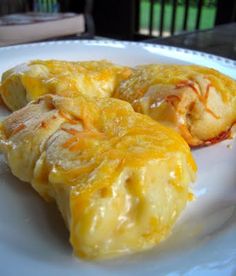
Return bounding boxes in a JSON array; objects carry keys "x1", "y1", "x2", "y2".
[{"x1": 0, "y1": 94, "x2": 196, "y2": 259}]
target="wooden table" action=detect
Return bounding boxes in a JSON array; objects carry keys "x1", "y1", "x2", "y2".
[{"x1": 145, "y1": 23, "x2": 236, "y2": 60}]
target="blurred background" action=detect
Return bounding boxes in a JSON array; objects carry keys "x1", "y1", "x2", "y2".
[
  {"x1": 0, "y1": 0, "x2": 235, "y2": 40},
  {"x1": 93, "y1": 0, "x2": 236, "y2": 40}
]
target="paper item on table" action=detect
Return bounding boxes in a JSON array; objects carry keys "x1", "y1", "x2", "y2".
[{"x1": 0, "y1": 12, "x2": 85, "y2": 46}]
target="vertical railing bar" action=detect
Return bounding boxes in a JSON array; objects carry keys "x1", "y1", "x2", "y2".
[
  {"x1": 135, "y1": 0, "x2": 141, "y2": 33},
  {"x1": 231, "y1": 0, "x2": 236, "y2": 21},
  {"x1": 38, "y1": 0, "x2": 41, "y2": 12},
  {"x1": 195, "y1": 0, "x2": 203, "y2": 30},
  {"x1": 34, "y1": 0, "x2": 37, "y2": 12},
  {"x1": 183, "y1": 0, "x2": 189, "y2": 30},
  {"x1": 171, "y1": 0, "x2": 177, "y2": 35},
  {"x1": 159, "y1": 0, "x2": 165, "y2": 37},
  {"x1": 149, "y1": 0, "x2": 155, "y2": 36},
  {"x1": 46, "y1": 0, "x2": 50, "y2": 12},
  {"x1": 50, "y1": 0, "x2": 53, "y2": 12},
  {"x1": 43, "y1": 0, "x2": 46, "y2": 12},
  {"x1": 28, "y1": 0, "x2": 34, "y2": 11}
]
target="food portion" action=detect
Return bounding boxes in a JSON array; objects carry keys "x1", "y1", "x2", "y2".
[
  {"x1": 114, "y1": 64, "x2": 236, "y2": 146},
  {"x1": 0, "y1": 94, "x2": 196, "y2": 259},
  {"x1": 1, "y1": 59, "x2": 235, "y2": 147},
  {"x1": 0, "y1": 59, "x2": 132, "y2": 111}
]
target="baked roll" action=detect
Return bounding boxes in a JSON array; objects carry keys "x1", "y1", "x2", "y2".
[
  {"x1": 0, "y1": 94, "x2": 196, "y2": 259},
  {"x1": 115, "y1": 64, "x2": 236, "y2": 146},
  {"x1": 0, "y1": 60, "x2": 132, "y2": 111}
]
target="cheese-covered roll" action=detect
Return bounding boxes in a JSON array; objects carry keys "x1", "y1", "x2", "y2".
[
  {"x1": 0, "y1": 60, "x2": 132, "y2": 111},
  {"x1": 0, "y1": 94, "x2": 196, "y2": 259},
  {"x1": 115, "y1": 64, "x2": 236, "y2": 146}
]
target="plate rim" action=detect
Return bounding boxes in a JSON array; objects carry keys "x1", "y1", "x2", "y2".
[{"x1": 0, "y1": 39, "x2": 235, "y2": 68}]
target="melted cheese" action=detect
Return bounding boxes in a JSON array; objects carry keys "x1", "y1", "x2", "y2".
[
  {"x1": 0, "y1": 60, "x2": 133, "y2": 111},
  {"x1": 0, "y1": 94, "x2": 196, "y2": 259},
  {"x1": 115, "y1": 64, "x2": 236, "y2": 146}
]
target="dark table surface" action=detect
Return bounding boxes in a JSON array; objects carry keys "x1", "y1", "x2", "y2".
[{"x1": 145, "y1": 23, "x2": 236, "y2": 60}]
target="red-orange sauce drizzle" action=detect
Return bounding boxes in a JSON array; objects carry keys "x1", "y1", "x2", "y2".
[
  {"x1": 165, "y1": 95, "x2": 181, "y2": 106},
  {"x1": 59, "y1": 110, "x2": 79, "y2": 125},
  {"x1": 40, "y1": 121, "x2": 47, "y2": 128},
  {"x1": 11, "y1": 123, "x2": 26, "y2": 136},
  {"x1": 206, "y1": 129, "x2": 231, "y2": 145},
  {"x1": 175, "y1": 80, "x2": 220, "y2": 119}
]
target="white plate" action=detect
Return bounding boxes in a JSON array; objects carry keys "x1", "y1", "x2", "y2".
[{"x1": 0, "y1": 40, "x2": 235, "y2": 276}]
